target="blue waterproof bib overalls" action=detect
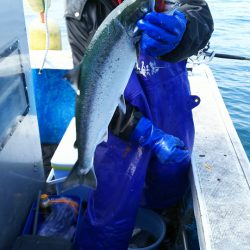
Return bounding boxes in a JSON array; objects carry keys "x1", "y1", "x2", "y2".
[{"x1": 78, "y1": 55, "x2": 200, "y2": 250}]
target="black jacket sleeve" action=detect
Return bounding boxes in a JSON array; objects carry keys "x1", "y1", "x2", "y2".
[
  {"x1": 65, "y1": 0, "x2": 112, "y2": 65},
  {"x1": 109, "y1": 103, "x2": 142, "y2": 140},
  {"x1": 160, "y1": 0, "x2": 214, "y2": 62}
]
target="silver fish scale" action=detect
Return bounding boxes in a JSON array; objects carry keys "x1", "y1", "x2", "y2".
[{"x1": 77, "y1": 22, "x2": 136, "y2": 172}]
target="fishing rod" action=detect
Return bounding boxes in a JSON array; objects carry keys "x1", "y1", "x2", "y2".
[
  {"x1": 204, "y1": 51, "x2": 250, "y2": 61},
  {"x1": 200, "y1": 43, "x2": 250, "y2": 61}
]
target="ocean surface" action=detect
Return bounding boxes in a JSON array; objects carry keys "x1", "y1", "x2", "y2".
[
  {"x1": 23, "y1": 0, "x2": 250, "y2": 160},
  {"x1": 208, "y1": 0, "x2": 250, "y2": 160}
]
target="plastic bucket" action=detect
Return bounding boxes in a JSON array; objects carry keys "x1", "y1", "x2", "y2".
[{"x1": 128, "y1": 208, "x2": 166, "y2": 250}]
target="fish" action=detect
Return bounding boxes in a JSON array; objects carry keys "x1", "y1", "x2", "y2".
[{"x1": 62, "y1": 0, "x2": 155, "y2": 191}]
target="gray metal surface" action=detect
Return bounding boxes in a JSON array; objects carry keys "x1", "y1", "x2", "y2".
[
  {"x1": 0, "y1": 0, "x2": 44, "y2": 249},
  {"x1": 189, "y1": 64, "x2": 250, "y2": 250},
  {"x1": 0, "y1": 40, "x2": 29, "y2": 150}
]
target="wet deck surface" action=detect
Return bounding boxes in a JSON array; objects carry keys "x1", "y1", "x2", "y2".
[{"x1": 189, "y1": 64, "x2": 250, "y2": 249}]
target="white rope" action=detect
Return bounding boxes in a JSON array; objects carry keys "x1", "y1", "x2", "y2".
[{"x1": 39, "y1": 0, "x2": 50, "y2": 74}]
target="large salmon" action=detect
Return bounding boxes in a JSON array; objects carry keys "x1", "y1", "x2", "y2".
[{"x1": 62, "y1": 0, "x2": 155, "y2": 190}]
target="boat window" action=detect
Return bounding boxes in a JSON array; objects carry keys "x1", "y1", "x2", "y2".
[{"x1": 0, "y1": 40, "x2": 29, "y2": 150}]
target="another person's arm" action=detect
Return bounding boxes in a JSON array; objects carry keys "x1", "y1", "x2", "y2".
[
  {"x1": 109, "y1": 104, "x2": 190, "y2": 164},
  {"x1": 111, "y1": 0, "x2": 214, "y2": 163},
  {"x1": 137, "y1": 0, "x2": 214, "y2": 62},
  {"x1": 162, "y1": 0, "x2": 214, "y2": 62}
]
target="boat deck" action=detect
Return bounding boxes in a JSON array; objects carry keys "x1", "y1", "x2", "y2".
[
  {"x1": 189, "y1": 64, "x2": 250, "y2": 249},
  {"x1": 30, "y1": 51, "x2": 250, "y2": 249}
]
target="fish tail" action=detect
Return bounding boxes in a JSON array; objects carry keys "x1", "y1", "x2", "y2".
[{"x1": 61, "y1": 161, "x2": 97, "y2": 192}]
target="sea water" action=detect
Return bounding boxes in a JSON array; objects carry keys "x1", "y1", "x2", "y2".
[
  {"x1": 208, "y1": 0, "x2": 250, "y2": 159},
  {"x1": 22, "y1": 0, "x2": 250, "y2": 160}
]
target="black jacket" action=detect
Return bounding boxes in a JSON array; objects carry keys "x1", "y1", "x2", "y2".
[{"x1": 65, "y1": 0, "x2": 214, "y2": 65}]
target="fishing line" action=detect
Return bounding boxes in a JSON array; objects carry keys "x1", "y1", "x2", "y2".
[{"x1": 39, "y1": 0, "x2": 50, "y2": 74}]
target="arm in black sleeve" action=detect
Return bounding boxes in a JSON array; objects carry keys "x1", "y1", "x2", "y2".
[
  {"x1": 65, "y1": 0, "x2": 112, "y2": 65},
  {"x1": 109, "y1": 103, "x2": 142, "y2": 140},
  {"x1": 160, "y1": 0, "x2": 214, "y2": 62}
]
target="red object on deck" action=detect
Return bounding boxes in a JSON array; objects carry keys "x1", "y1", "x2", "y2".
[
  {"x1": 155, "y1": 0, "x2": 166, "y2": 12},
  {"x1": 112, "y1": 0, "x2": 166, "y2": 12},
  {"x1": 111, "y1": 0, "x2": 122, "y2": 6}
]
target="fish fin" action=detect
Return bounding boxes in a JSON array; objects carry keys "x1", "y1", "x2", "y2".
[
  {"x1": 101, "y1": 131, "x2": 109, "y2": 143},
  {"x1": 81, "y1": 168, "x2": 97, "y2": 189},
  {"x1": 63, "y1": 63, "x2": 81, "y2": 93},
  {"x1": 61, "y1": 162, "x2": 97, "y2": 192},
  {"x1": 118, "y1": 95, "x2": 126, "y2": 115}
]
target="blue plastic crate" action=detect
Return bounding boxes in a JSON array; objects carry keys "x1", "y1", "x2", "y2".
[{"x1": 22, "y1": 195, "x2": 84, "y2": 249}]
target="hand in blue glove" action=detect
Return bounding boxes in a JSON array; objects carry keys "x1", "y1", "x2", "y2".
[
  {"x1": 131, "y1": 117, "x2": 190, "y2": 164},
  {"x1": 137, "y1": 10, "x2": 187, "y2": 57}
]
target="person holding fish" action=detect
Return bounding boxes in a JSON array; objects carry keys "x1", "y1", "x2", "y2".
[{"x1": 64, "y1": 0, "x2": 213, "y2": 249}]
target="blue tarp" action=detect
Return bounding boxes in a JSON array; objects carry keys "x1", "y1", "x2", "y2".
[{"x1": 32, "y1": 69, "x2": 76, "y2": 144}]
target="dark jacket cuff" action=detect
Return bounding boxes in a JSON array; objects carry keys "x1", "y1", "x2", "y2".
[
  {"x1": 160, "y1": 0, "x2": 214, "y2": 62},
  {"x1": 109, "y1": 103, "x2": 142, "y2": 141}
]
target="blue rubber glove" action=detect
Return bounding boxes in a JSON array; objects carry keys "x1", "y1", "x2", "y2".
[
  {"x1": 131, "y1": 117, "x2": 190, "y2": 164},
  {"x1": 137, "y1": 10, "x2": 187, "y2": 57}
]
